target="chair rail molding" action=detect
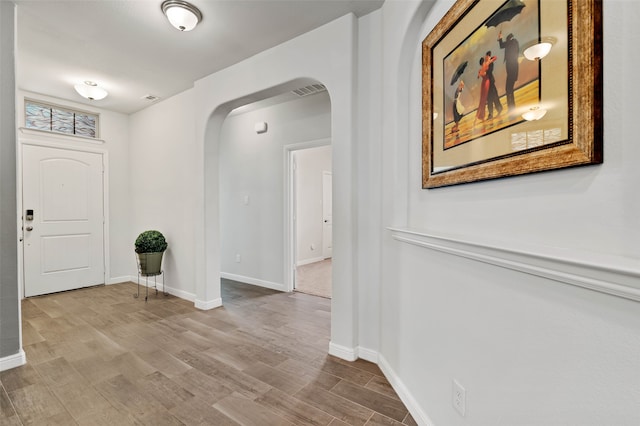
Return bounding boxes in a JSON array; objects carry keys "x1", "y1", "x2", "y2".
[{"x1": 388, "y1": 227, "x2": 640, "y2": 303}]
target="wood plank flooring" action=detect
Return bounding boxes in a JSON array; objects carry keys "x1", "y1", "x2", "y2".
[{"x1": 1, "y1": 280, "x2": 417, "y2": 426}]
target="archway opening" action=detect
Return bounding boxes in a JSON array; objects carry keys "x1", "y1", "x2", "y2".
[{"x1": 216, "y1": 83, "x2": 332, "y2": 299}]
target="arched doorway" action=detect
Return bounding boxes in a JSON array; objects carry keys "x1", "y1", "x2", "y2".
[
  {"x1": 217, "y1": 88, "x2": 331, "y2": 296},
  {"x1": 194, "y1": 13, "x2": 360, "y2": 360}
]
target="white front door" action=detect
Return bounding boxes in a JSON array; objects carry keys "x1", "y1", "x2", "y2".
[
  {"x1": 22, "y1": 145, "x2": 105, "y2": 297},
  {"x1": 322, "y1": 171, "x2": 332, "y2": 259}
]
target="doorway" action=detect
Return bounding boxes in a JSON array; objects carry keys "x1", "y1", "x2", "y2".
[
  {"x1": 21, "y1": 144, "x2": 105, "y2": 297},
  {"x1": 289, "y1": 144, "x2": 332, "y2": 298},
  {"x1": 322, "y1": 170, "x2": 332, "y2": 259},
  {"x1": 217, "y1": 87, "x2": 331, "y2": 298}
]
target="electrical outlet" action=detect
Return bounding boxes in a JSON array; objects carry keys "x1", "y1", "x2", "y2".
[
  {"x1": 452, "y1": 379, "x2": 466, "y2": 416},
  {"x1": 235, "y1": 254, "x2": 241, "y2": 263}
]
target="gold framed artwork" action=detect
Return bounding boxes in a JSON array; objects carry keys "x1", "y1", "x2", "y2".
[{"x1": 422, "y1": 0, "x2": 602, "y2": 188}]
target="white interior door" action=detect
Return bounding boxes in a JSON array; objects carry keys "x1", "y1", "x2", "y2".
[
  {"x1": 322, "y1": 171, "x2": 332, "y2": 259},
  {"x1": 22, "y1": 145, "x2": 105, "y2": 297}
]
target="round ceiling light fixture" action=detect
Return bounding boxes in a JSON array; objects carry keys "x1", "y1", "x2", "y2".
[
  {"x1": 74, "y1": 81, "x2": 108, "y2": 101},
  {"x1": 161, "y1": 0, "x2": 202, "y2": 32}
]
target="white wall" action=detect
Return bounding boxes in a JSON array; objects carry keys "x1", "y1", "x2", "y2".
[
  {"x1": 295, "y1": 144, "x2": 332, "y2": 265},
  {"x1": 71, "y1": 1, "x2": 640, "y2": 424},
  {"x1": 356, "y1": 7, "x2": 384, "y2": 362},
  {"x1": 219, "y1": 93, "x2": 331, "y2": 289},
  {"x1": 193, "y1": 13, "x2": 360, "y2": 352},
  {"x1": 373, "y1": 0, "x2": 640, "y2": 424},
  {"x1": 0, "y1": 1, "x2": 21, "y2": 365},
  {"x1": 129, "y1": 88, "x2": 197, "y2": 300},
  {"x1": 126, "y1": 13, "x2": 359, "y2": 353},
  {"x1": 16, "y1": 90, "x2": 132, "y2": 284}
]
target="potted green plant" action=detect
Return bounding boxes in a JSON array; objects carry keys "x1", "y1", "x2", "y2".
[{"x1": 135, "y1": 230, "x2": 167, "y2": 275}]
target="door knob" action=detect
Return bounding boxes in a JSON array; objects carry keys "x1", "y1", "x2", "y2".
[{"x1": 25, "y1": 226, "x2": 33, "y2": 231}]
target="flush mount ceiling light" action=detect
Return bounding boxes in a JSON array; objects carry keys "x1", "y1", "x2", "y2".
[
  {"x1": 161, "y1": 0, "x2": 202, "y2": 31},
  {"x1": 74, "y1": 81, "x2": 108, "y2": 101}
]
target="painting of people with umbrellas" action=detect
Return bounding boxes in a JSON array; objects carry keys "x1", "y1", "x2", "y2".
[
  {"x1": 423, "y1": 0, "x2": 599, "y2": 189},
  {"x1": 443, "y1": 0, "x2": 541, "y2": 150}
]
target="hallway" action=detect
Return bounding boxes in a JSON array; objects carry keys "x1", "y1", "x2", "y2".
[{"x1": 1, "y1": 280, "x2": 415, "y2": 425}]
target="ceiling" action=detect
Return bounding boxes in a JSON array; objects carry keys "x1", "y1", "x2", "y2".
[{"x1": 14, "y1": 0, "x2": 384, "y2": 114}]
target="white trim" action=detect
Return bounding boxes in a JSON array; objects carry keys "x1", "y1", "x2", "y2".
[
  {"x1": 164, "y1": 285, "x2": 196, "y2": 302},
  {"x1": 101, "y1": 152, "x2": 111, "y2": 287},
  {"x1": 0, "y1": 350, "x2": 26, "y2": 372},
  {"x1": 16, "y1": 138, "x2": 24, "y2": 300},
  {"x1": 389, "y1": 227, "x2": 640, "y2": 303},
  {"x1": 284, "y1": 138, "x2": 332, "y2": 292},
  {"x1": 19, "y1": 126, "x2": 105, "y2": 144},
  {"x1": 378, "y1": 354, "x2": 436, "y2": 426},
  {"x1": 220, "y1": 272, "x2": 286, "y2": 292},
  {"x1": 326, "y1": 344, "x2": 433, "y2": 425},
  {"x1": 19, "y1": 134, "x2": 108, "y2": 154},
  {"x1": 328, "y1": 341, "x2": 357, "y2": 361},
  {"x1": 356, "y1": 346, "x2": 379, "y2": 363},
  {"x1": 17, "y1": 277, "x2": 24, "y2": 367},
  {"x1": 327, "y1": 344, "x2": 433, "y2": 425},
  {"x1": 108, "y1": 276, "x2": 132, "y2": 285},
  {"x1": 296, "y1": 256, "x2": 326, "y2": 267},
  {"x1": 195, "y1": 298, "x2": 222, "y2": 310},
  {"x1": 116, "y1": 275, "x2": 196, "y2": 303},
  {"x1": 321, "y1": 170, "x2": 332, "y2": 259}
]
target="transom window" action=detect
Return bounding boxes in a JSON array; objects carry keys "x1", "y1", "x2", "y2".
[{"x1": 25, "y1": 100, "x2": 99, "y2": 138}]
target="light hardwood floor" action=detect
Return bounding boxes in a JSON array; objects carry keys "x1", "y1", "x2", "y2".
[{"x1": 1, "y1": 280, "x2": 416, "y2": 425}]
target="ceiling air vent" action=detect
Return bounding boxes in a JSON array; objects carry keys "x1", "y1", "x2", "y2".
[
  {"x1": 141, "y1": 94, "x2": 161, "y2": 102},
  {"x1": 292, "y1": 84, "x2": 327, "y2": 97}
]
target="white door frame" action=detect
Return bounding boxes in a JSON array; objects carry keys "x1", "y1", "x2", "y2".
[
  {"x1": 283, "y1": 137, "x2": 331, "y2": 292},
  {"x1": 17, "y1": 129, "x2": 109, "y2": 299},
  {"x1": 321, "y1": 170, "x2": 332, "y2": 259}
]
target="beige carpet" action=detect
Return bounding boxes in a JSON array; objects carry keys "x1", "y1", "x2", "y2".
[{"x1": 295, "y1": 258, "x2": 332, "y2": 298}]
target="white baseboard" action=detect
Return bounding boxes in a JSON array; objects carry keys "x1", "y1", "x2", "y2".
[
  {"x1": 329, "y1": 344, "x2": 378, "y2": 364},
  {"x1": 107, "y1": 275, "x2": 132, "y2": 285},
  {"x1": 328, "y1": 342, "x2": 358, "y2": 361},
  {"x1": 129, "y1": 274, "x2": 217, "y2": 309},
  {"x1": 329, "y1": 344, "x2": 431, "y2": 426},
  {"x1": 296, "y1": 256, "x2": 326, "y2": 267},
  {"x1": 164, "y1": 286, "x2": 196, "y2": 302},
  {"x1": 378, "y1": 353, "x2": 435, "y2": 426},
  {"x1": 357, "y1": 346, "x2": 379, "y2": 363},
  {"x1": 194, "y1": 298, "x2": 222, "y2": 310},
  {"x1": 117, "y1": 275, "x2": 197, "y2": 303},
  {"x1": 220, "y1": 272, "x2": 286, "y2": 292},
  {"x1": 0, "y1": 349, "x2": 26, "y2": 372}
]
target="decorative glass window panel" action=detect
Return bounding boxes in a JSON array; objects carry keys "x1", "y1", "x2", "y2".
[
  {"x1": 25, "y1": 102, "x2": 51, "y2": 131},
  {"x1": 75, "y1": 114, "x2": 96, "y2": 138},
  {"x1": 25, "y1": 100, "x2": 99, "y2": 139},
  {"x1": 51, "y1": 108, "x2": 74, "y2": 134}
]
